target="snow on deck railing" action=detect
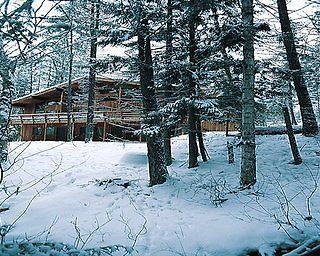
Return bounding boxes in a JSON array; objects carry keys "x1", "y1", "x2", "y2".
[{"x1": 10, "y1": 110, "x2": 141, "y2": 125}]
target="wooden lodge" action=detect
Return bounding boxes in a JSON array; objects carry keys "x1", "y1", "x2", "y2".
[
  {"x1": 10, "y1": 76, "x2": 238, "y2": 142},
  {"x1": 10, "y1": 76, "x2": 142, "y2": 141}
]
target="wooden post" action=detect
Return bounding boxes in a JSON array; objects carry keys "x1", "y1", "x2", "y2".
[
  {"x1": 19, "y1": 116, "x2": 24, "y2": 141},
  {"x1": 283, "y1": 106, "x2": 302, "y2": 165},
  {"x1": 43, "y1": 114, "x2": 47, "y2": 141},
  {"x1": 109, "y1": 122, "x2": 112, "y2": 138},
  {"x1": 227, "y1": 141, "x2": 234, "y2": 164},
  {"x1": 71, "y1": 114, "x2": 75, "y2": 140},
  {"x1": 20, "y1": 127, "x2": 24, "y2": 141},
  {"x1": 118, "y1": 85, "x2": 123, "y2": 118},
  {"x1": 139, "y1": 124, "x2": 142, "y2": 142},
  {"x1": 118, "y1": 85, "x2": 122, "y2": 106},
  {"x1": 226, "y1": 119, "x2": 229, "y2": 136},
  {"x1": 59, "y1": 91, "x2": 64, "y2": 113},
  {"x1": 102, "y1": 119, "x2": 107, "y2": 142},
  {"x1": 196, "y1": 116, "x2": 208, "y2": 162}
]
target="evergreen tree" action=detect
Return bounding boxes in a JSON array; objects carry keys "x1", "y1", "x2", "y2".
[
  {"x1": 14, "y1": 0, "x2": 91, "y2": 96},
  {"x1": 136, "y1": 1, "x2": 168, "y2": 186},
  {"x1": 187, "y1": 0, "x2": 200, "y2": 168},
  {"x1": 163, "y1": 0, "x2": 173, "y2": 166},
  {"x1": 0, "y1": 31, "x2": 13, "y2": 168},
  {"x1": 0, "y1": 0, "x2": 41, "y2": 183},
  {"x1": 240, "y1": 0, "x2": 256, "y2": 187},
  {"x1": 302, "y1": 10, "x2": 320, "y2": 118}
]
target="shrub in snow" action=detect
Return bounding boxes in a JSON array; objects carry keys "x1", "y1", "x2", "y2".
[{"x1": 0, "y1": 242, "x2": 135, "y2": 256}]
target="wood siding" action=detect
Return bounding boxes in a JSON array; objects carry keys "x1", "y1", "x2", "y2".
[{"x1": 11, "y1": 77, "x2": 238, "y2": 141}]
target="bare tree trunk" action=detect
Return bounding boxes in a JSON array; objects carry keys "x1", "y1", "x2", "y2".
[
  {"x1": 137, "y1": 6, "x2": 168, "y2": 186},
  {"x1": 240, "y1": 0, "x2": 256, "y2": 188},
  {"x1": 188, "y1": 106, "x2": 199, "y2": 167},
  {"x1": 283, "y1": 106, "x2": 302, "y2": 165},
  {"x1": 85, "y1": 0, "x2": 99, "y2": 142},
  {"x1": 67, "y1": 1, "x2": 74, "y2": 142},
  {"x1": 227, "y1": 141, "x2": 235, "y2": 164},
  {"x1": 277, "y1": 0, "x2": 318, "y2": 136},
  {"x1": 188, "y1": 0, "x2": 199, "y2": 168},
  {"x1": 226, "y1": 120, "x2": 229, "y2": 137},
  {"x1": 196, "y1": 114, "x2": 208, "y2": 162},
  {"x1": 288, "y1": 81, "x2": 297, "y2": 125},
  {"x1": 163, "y1": 0, "x2": 173, "y2": 166},
  {"x1": 289, "y1": 106, "x2": 297, "y2": 125}
]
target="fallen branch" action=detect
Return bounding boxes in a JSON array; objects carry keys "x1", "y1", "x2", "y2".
[
  {"x1": 0, "y1": 207, "x2": 9, "y2": 213},
  {"x1": 284, "y1": 236, "x2": 320, "y2": 256}
]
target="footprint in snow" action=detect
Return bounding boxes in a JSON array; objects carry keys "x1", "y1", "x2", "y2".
[
  {"x1": 67, "y1": 178, "x2": 76, "y2": 185},
  {"x1": 46, "y1": 184, "x2": 57, "y2": 192},
  {"x1": 107, "y1": 201, "x2": 115, "y2": 208}
]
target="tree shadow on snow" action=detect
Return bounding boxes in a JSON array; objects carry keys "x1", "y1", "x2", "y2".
[{"x1": 120, "y1": 152, "x2": 147, "y2": 165}]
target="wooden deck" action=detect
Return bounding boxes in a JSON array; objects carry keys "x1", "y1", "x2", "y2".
[
  {"x1": 10, "y1": 110, "x2": 141, "y2": 126},
  {"x1": 10, "y1": 110, "x2": 238, "y2": 142}
]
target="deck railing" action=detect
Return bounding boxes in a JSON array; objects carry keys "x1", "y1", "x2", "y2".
[
  {"x1": 10, "y1": 110, "x2": 141, "y2": 126},
  {"x1": 10, "y1": 110, "x2": 238, "y2": 133}
]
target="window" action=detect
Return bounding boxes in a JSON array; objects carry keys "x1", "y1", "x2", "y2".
[
  {"x1": 33, "y1": 127, "x2": 42, "y2": 136},
  {"x1": 47, "y1": 127, "x2": 56, "y2": 136}
]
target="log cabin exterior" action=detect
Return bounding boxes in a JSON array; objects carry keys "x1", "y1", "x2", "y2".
[
  {"x1": 11, "y1": 76, "x2": 143, "y2": 141},
  {"x1": 10, "y1": 76, "x2": 238, "y2": 141}
]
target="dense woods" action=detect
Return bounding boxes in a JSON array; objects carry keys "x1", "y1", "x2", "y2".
[
  {"x1": 0, "y1": 0, "x2": 319, "y2": 185},
  {"x1": 0, "y1": 0, "x2": 320, "y2": 254}
]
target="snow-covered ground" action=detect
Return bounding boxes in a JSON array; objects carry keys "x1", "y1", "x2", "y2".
[{"x1": 1, "y1": 133, "x2": 320, "y2": 255}]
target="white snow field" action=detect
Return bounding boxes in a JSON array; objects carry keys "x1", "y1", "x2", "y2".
[{"x1": 1, "y1": 132, "x2": 320, "y2": 255}]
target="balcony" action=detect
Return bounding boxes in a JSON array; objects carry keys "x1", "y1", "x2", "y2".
[{"x1": 10, "y1": 110, "x2": 141, "y2": 126}]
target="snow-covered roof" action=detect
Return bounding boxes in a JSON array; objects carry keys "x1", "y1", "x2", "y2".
[{"x1": 12, "y1": 76, "x2": 139, "y2": 107}]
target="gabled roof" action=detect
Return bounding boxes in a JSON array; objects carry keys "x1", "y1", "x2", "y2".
[{"x1": 12, "y1": 76, "x2": 139, "y2": 107}]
